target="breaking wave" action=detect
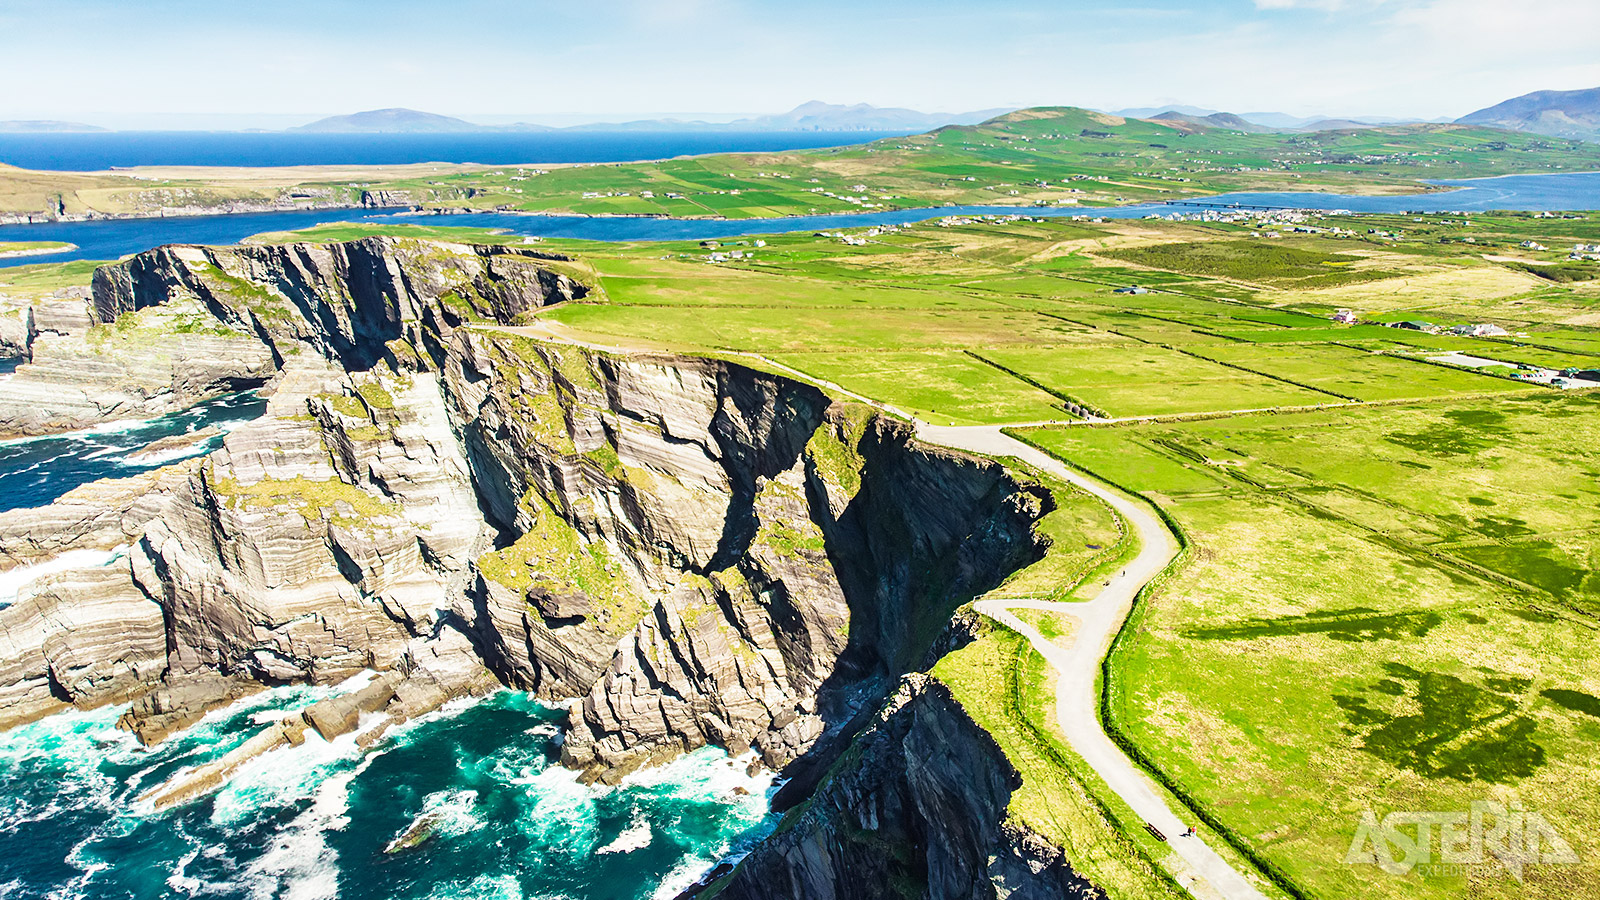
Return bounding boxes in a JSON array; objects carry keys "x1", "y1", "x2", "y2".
[{"x1": 0, "y1": 690, "x2": 776, "y2": 900}]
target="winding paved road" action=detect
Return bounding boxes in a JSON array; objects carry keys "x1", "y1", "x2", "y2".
[
  {"x1": 494, "y1": 323, "x2": 1271, "y2": 898},
  {"x1": 915, "y1": 424, "x2": 1270, "y2": 900}
]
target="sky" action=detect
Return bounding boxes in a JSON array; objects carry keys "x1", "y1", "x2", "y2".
[{"x1": 2, "y1": 0, "x2": 1596, "y2": 128}]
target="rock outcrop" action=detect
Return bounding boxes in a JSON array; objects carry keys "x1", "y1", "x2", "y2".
[
  {"x1": 705, "y1": 675, "x2": 1099, "y2": 900},
  {"x1": 0, "y1": 555, "x2": 166, "y2": 729},
  {"x1": 439, "y1": 336, "x2": 1046, "y2": 781},
  {"x1": 0, "y1": 237, "x2": 584, "y2": 437}
]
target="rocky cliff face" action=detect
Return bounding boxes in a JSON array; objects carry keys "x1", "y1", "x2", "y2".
[
  {"x1": 0, "y1": 237, "x2": 1094, "y2": 896},
  {"x1": 436, "y1": 331, "x2": 1047, "y2": 781},
  {"x1": 708, "y1": 674, "x2": 1099, "y2": 900},
  {"x1": 0, "y1": 236, "x2": 583, "y2": 437}
]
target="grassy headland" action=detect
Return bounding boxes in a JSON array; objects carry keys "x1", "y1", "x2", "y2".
[{"x1": 3, "y1": 108, "x2": 1599, "y2": 221}]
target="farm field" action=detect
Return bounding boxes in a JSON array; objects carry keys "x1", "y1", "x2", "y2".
[
  {"x1": 769, "y1": 350, "x2": 1066, "y2": 425},
  {"x1": 976, "y1": 343, "x2": 1334, "y2": 416},
  {"x1": 1015, "y1": 391, "x2": 1600, "y2": 899},
  {"x1": 1187, "y1": 341, "x2": 1530, "y2": 401},
  {"x1": 12, "y1": 198, "x2": 1588, "y2": 900}
]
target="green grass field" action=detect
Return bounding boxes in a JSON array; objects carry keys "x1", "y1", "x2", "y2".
[
  {"x1": 977, "y1": 344, "x2": 1334, "y2": 416},
  {"x1": 13, "y1": 193, "x2": 1594, "y2": 900},
  {"x1": 1014, "y1": 390, "x2": 1600, "y2": 899},
  {"x1": 1187, "y1": 342, "x2": 1531, "y2": 401}
]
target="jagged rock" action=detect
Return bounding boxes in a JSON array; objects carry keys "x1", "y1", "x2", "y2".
[
  {"x1": 0, "y1": 236, "x2": 584, "y2": 437},
  {"x1": 116, "y1": 674, "x2": 264, "y2": 746},
  {"x1": 0, "y1": 463, "x2": 195, "y2": 568},
  {"x1": 443, "y1": 335, "x2": 1044, "y2": 782},
  {"x1": 0, "y1": 556, "x2": 167, "y2": 729},
  {"x1": 137, "y1": 715, "x2": 312, "y2": 810},
  {"x1": 705, "y1": 676, "x2": 1100, "y2": 900},
  {"x1": 0, "y1": 289, "x2": 276, "y2": 438},
  {"x1": 136, "y1": 627, "x2": 494, "y2": 809}
]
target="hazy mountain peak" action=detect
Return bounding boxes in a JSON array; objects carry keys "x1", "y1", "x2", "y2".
[
  {"x1": 1458, "y1": 86, "x2": 1600, "y2": 142},
  {"x1": 0, "y1": 120, "x2": 109, "y2": 133},
  {"x1": 290, "y1": 108, "x2": 483, "y2": 133}
]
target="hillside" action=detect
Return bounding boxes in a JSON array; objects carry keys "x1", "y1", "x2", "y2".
[
  {"x1": 1148, "y1": 110, "x2": 1277, "y2": 134},
  {"x1": 1458, "y1": 86, "x2": 1600, "y2": 142},
  {"x1": 5, "y1": 105, "x2": 1600, "y2": 222}
]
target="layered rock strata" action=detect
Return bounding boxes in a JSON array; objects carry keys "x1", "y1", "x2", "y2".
[
  {"x1": 0, "y1": 236, "x2": 582, "y2": 437},
  {"x1": 438, "y1": 335, "x2": 1047, "y2": 781},
  {"x1": 0, "y1": 238, "x2": 1095, "y2": 897}
]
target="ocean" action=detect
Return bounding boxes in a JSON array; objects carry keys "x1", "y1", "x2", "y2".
[
  {"x1": 0, "y1": 131, "x2": 916, "y2": 172},
  {"x1": 0, "y1": 390, "x2": 265, "y2": 514},
  {"x1": 0, "y1": 688, "x2": 776, "y2": 900}
]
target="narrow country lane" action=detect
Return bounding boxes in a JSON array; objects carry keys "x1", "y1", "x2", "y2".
[
  {"x1": 915, "y1": 423, "x2": 1270, "y2": 900},
  {"x1": 490, "y1": 324, "x2": 1274, "y2": 899}
]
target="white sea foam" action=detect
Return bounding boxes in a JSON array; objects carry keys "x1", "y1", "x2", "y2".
[
  {"x1": 0, "y1": 417, "x2": 149, "y2": 449},
  {"x1": 650, "y1": 852, "x2": 716, "y2": 900},
  {"x1": 594, "y1": 811, "x2": 652, "y2": 856},
  {"x1": 623, "y1": 746, "x2": 778, "y2": 807},
  {"x1": 236, "y1": 752, "x2": 377, "y2": 900},
  {"x1": 424, "y1": 874, "x2": 527, "y2": 900},
  {"x1": 386, "y1": 788, "x2": 483, "y2": 850},
  {"x1": 114, "y1": 440, "x2": 216, "y2": 468},
  {"x1": 164, "y1": 848, "x2": 203, "y2": 895},
  {"x1": 209, "y1": 726, "x2": 369, "y2": 828},
  {"x1": 511, "y1": 759, "x2": 606, "y2": 854},
  {"x1": 0, "y1": 706, "x2": 128, "y2": 834},
  {"x1": 0, "y1": 547, "x2": 124, "y2": 608}
]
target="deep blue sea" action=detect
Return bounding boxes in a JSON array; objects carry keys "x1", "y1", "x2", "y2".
[
  {"x1": 2, "y1": 171, "x2": 1597, "y2": 268},
  {"x1": 0, "y1": 131, "x2": 914, "y2": 171},
  {"x1": 0, "y1": 390, "x2": 265, "y2": 513}
]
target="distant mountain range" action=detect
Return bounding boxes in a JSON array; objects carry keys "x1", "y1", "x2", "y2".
[
  {"x1": 1457, "y1": 86, "x2": 1600, "y2": 142},
  {"x1": 0, "y1": 120, "x2": 108, "y2": 133},
  {"x1": 1110, "y1": 106, "x2": 1451, "y2": 132},
  {"x1": 11, "y1": 90, "x2": 1599, "y2": 141},
  {"x1": 289, "y1": 102, "x2": 1013, "y2": 134}
]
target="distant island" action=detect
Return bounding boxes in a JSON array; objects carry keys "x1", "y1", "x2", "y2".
[
  {"x1": 289, "y1": 101, "x2": 1013, "y2": 134},
  {"x1": 0, "y1": 120, "x2": 109, "y2": 133},
  {"x1": 289, "y1": 108, "x2": 498, "y2": 134}
]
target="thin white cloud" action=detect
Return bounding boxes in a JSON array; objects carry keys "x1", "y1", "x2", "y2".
[{"x1": 1253, "y1": 0, "x2": 1351, "y2": 10}]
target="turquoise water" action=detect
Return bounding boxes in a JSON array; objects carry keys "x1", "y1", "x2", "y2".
[{"x1": 0, "y1": 689, "x2": 777, "y2": 900}]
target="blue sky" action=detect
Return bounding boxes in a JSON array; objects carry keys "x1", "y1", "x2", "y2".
[{"x1": 2, "y1": 0, "x2": 1596, "y2": 127}]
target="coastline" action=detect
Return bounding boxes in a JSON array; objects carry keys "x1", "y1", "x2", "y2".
[
  {"x1": 2, "y1": 167, "x2": 1595, "y2": 231},
  {"x1": 0, "y1": 241, "x2": 78, "y2": 259}
]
